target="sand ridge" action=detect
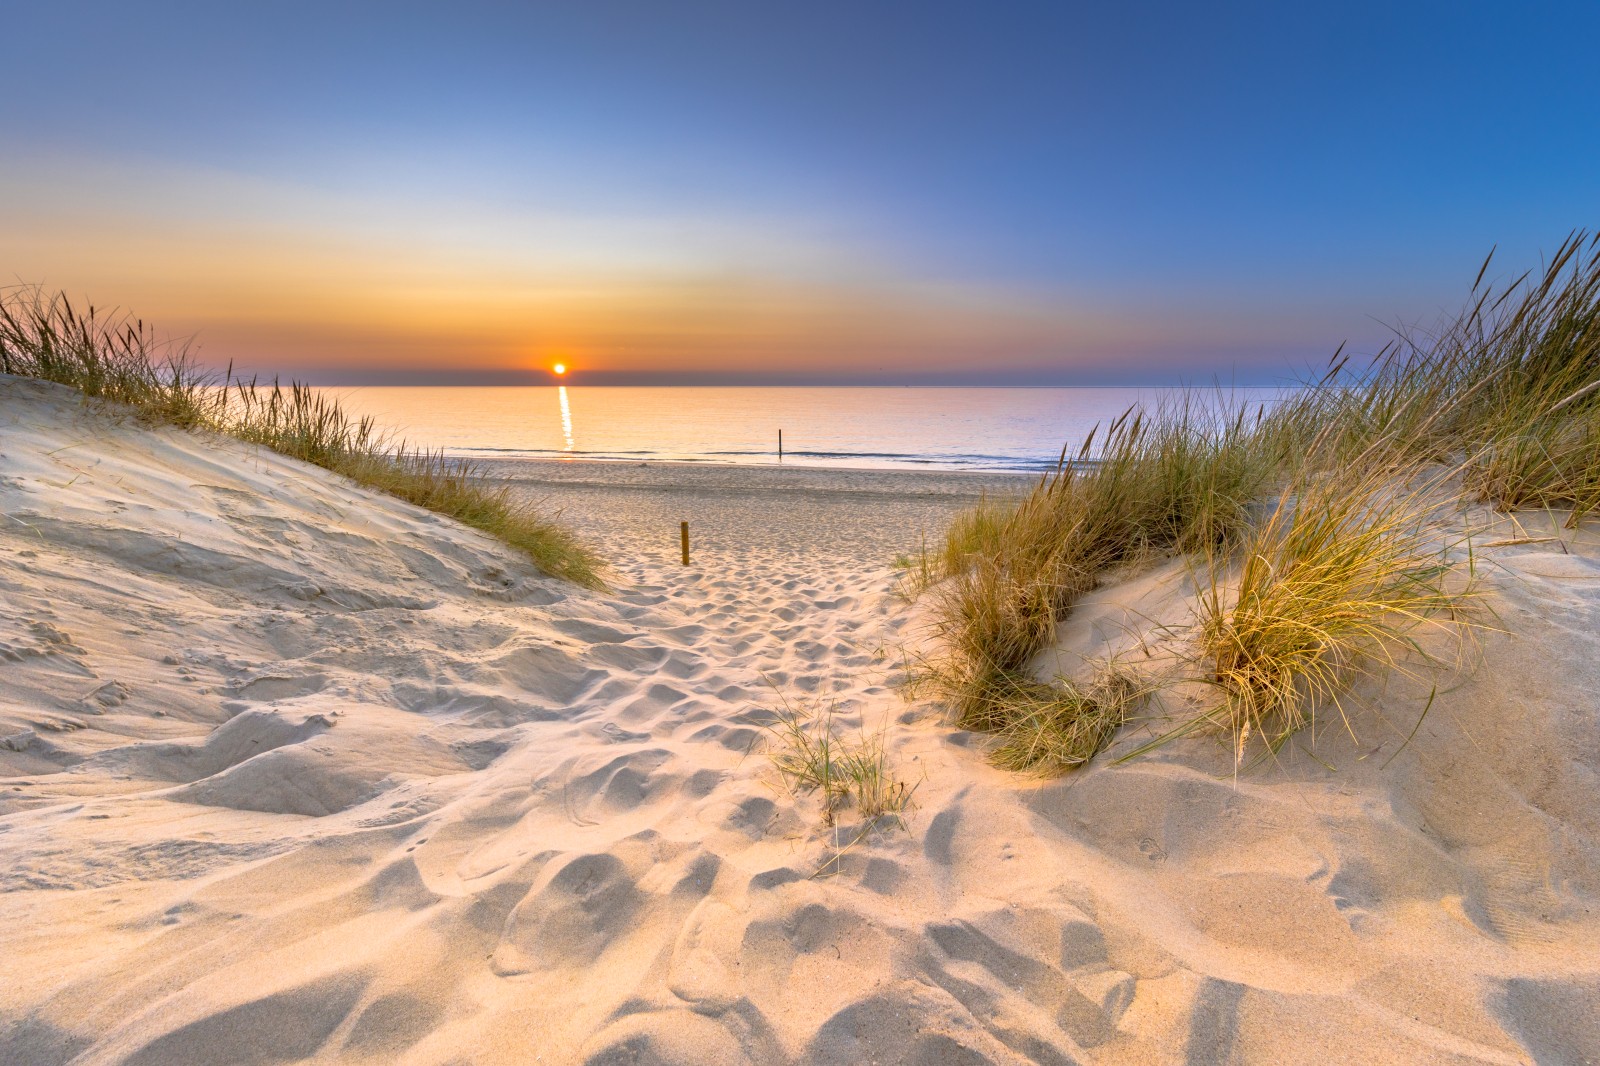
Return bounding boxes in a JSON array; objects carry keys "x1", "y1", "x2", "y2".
[{"x1": 2, "y1": 376, "x2": 1598, "y2": 1064}]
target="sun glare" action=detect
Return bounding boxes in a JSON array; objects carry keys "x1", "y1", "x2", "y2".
[{"x1": 552, "y1": 363, "x2": 567, "y2": 376}]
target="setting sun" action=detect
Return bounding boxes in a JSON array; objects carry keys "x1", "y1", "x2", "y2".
[{"x1": 552, "y1": 363, "x2": 567, "y2": 376}]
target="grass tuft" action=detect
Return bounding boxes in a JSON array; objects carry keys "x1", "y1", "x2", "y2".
[
  {"x1": 762, "y1": 699, "x2": 916, "y2": 830},
  {"x1": 1189, "y1": 461, "x2": 1477, "y2": 761},
  {"x1": 985, "y1": 669, "x2": 1140, "y2": 775}
]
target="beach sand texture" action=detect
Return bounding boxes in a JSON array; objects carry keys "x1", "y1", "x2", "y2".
[{"x1": 3, "y1": 375, "x2": 1599, "y2": 1065}]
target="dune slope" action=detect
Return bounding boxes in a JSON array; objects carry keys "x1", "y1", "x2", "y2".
[{"x1": 2, "y1": 376, "x2": 1598, "y2": 1065}]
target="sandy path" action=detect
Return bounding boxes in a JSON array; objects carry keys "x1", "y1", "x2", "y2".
[{"x1": 3, "y1": 376, "x2": 1599, "y2": 1065}]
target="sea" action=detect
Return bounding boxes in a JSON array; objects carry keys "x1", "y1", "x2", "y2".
[{"x1": 327, "y1": 386, "x2": 1289, "y2": 473}]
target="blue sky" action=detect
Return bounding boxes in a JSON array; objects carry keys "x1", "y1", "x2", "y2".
[{"x1": 2, "y1": 1, "x2": 1596, "y2": 383}]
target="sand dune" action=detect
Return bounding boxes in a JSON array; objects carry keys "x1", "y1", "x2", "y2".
[{"x1": 2, "y1": 375, "x2": 1598, "y2": 1065}]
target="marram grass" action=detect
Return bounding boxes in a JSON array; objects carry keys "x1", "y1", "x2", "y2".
[
  {"x1": 0, "y1": 288, "x2": 216, "y2": 428},
  {"x1": 0, "y1": 286, "x2": 604, "y2": 588},
  {"x1": 918, "y1": 391, "x2": 1278, "y2": 771},
  {"x1": 918, "y1": 232, "x2": 1599, "y2": 774}
]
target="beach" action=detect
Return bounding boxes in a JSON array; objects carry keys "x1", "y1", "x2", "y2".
[
  {"x1": 479, "y1": 457, "x2": 1040, "y2": 564},
  {"x1": 4, "y1": 375, "x2": 1600, "y2": 1065}
]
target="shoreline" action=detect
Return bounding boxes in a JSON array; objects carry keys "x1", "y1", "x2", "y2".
[
  {"x1": 464, "y1": 452, "x2": 1066, "y2": 474},
  {"x1": 480, "y1": 457, "x2": 1041, "y2": 565},
  {"x1": 475, "y1": 455, "x2": 1047, "y2": 490}
]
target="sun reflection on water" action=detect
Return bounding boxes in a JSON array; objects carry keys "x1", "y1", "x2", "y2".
[{"x1": 558, "y1": 385, "x2": 574, "y2": 453}]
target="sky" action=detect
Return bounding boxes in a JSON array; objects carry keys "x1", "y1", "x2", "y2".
[{"x1": 2, "y1": 1, "x2": 1597, "y2": 385}]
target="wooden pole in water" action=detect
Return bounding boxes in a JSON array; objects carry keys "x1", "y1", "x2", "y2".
[
  {"x1": 778, "y1": 428, "x2": 783, "y2": 461},
  {"x1": 680, "y1": 521, "x2": 690, "y2": 565}
]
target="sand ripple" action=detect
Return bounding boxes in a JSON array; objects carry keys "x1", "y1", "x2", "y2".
[{"x1": 3, "y1": 376, "x2": 1599, "y2": 1064}]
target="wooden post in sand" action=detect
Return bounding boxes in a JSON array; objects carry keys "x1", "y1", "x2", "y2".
[{"x1": 680, "y1": 521, "x2": 690, "y2": 565}]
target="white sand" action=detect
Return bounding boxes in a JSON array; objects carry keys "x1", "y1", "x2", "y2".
[{"x1": 2, "y1": 374, "x2": 1598, "y2": 1065}]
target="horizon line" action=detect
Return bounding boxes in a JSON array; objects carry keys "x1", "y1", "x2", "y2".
[{"x1": 268, "y1": 368, "x2": 1316, "y2": 388}]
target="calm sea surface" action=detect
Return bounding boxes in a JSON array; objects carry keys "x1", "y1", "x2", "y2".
[{"x1": 328, "y1": 386, "x2": 1288, "y2": 472}]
